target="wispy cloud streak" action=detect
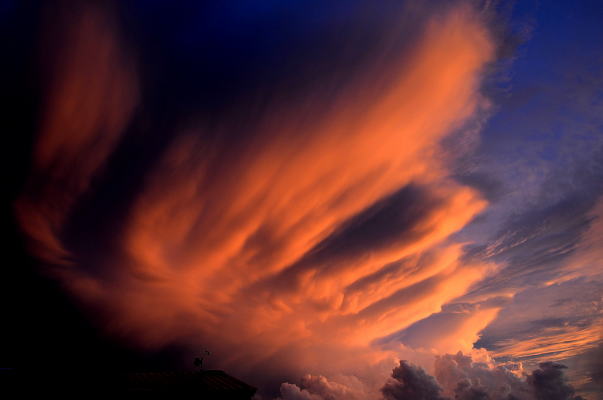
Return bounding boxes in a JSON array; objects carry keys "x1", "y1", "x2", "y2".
[{"x1": 15, "y1": 1, "x2": 504, "y2": 394}]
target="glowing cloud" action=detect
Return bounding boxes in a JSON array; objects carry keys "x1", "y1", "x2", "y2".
[
  {"x1": 17, "y1": 1, "x2": 497, "y2": 393},
  {"x1": 16, "y1": 3, "x2": 138, "y2": 266}
]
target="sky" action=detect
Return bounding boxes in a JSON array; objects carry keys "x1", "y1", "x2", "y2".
[{"x1": 1, "y1": 1, "x2": 602, "y2": 399}]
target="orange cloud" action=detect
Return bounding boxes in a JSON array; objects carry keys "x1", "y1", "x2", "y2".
[
  {"x1": 556, "y1": 197, "x2": 603, "y2": 282},
  {"x1": 16, "y1": 3, "x2": 138, "y2": 266},
  {"x1": 490, "y1": 324, "x2": 603, "y2": 363},
  {"x1": 17, "y1": 2, "x2": 496, "y2": 388}
]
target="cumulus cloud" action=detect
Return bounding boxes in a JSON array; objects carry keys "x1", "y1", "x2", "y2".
[
  {"x1": 279, "y1": 353, "x2": 584, "y2": 400},
  {"x1": 278, "y1": 374, "x2": 368, "y2": 400},
  {"x1": 434, "y1": 352, "x2": 527, "y2": 399},
  {"x1": 528, "y1": 362, "x2": 585, "y2": 400},
  {"x1": 279, "y1": 382, "x2": 323, "y2": 400},
  {"x1": 377, "y1": 353, "x2": 584, "y2": 400},
  {"x1": 453, "y1": 380, "x2": 491, "y2": 400},
  {"x1": 382, "y1": 361, "x2": 447, "y2": 400}
]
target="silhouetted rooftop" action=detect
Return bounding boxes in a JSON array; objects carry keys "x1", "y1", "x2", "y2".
[
  {"x1": 1, "y1": 368, "x2": 257, "y2": 399},
  {"x1": 127, "y1": 369, "x2": 257, "y2": 398}
]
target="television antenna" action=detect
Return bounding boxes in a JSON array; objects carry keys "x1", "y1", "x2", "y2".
[{"x1": 194, "y1": 350, "x2": 211, "y2": 370}]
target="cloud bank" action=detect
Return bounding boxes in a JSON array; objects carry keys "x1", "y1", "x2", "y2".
[
  {"x1": 19, "y1": 1, "x2": 603, "y2": 398},
  {"x1": 279, "y1": 352, "x2": 586, "y2": 400},
  {"x1": 16, "y1": 1, "x2": 499, "y2": 392}
]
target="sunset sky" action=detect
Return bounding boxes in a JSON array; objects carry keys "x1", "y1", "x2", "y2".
[{"x1": 2, "y1": 1, "x2": 602, "y2": 399}]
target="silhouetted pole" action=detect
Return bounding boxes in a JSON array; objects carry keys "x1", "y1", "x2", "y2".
[{"x1": 194, "y1": 350, "x2": 211, "y2": 370}]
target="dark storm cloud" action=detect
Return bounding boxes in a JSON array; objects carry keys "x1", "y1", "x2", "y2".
[
  {"x1": 279, "y1": 353, "x2": 588, "y2": 400},
  {"x1": 379, "y1": 354, "x2": 585, "y2": 400},
  {"x1": 434, "y1": 352, "x2": 529, "y2": 400},
  {"x1": 581, "y1": 342, "x2": 603, "y2": 397},
  {"x1": 382, "y1": 361, "x2": 447, "y2": 400},
  {"x1": 453, "y1": 380, "x2": 491, "y2": 400},
  {"x1": 588, "y1": 343, "x2": 603, "y2": 389},
  {"x1": 528, "y1": 362, "x2": 585, "y2": 400}
]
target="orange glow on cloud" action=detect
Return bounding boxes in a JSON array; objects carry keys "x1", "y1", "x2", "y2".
[
  {"x1": 555, "y1": 197, "x2": 603, "y2": 283},
  {"x1": 490, "y1": 323, "x2": 603, "y2": 363},
  {"x1": 16, "y1": 3, "x2": 137, "y2": 266},
  {"x1": 17, "y1": 2, "x2": 499, "y2": 384}
]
